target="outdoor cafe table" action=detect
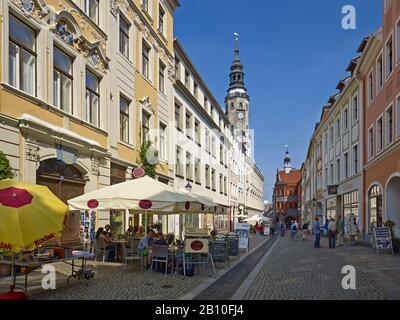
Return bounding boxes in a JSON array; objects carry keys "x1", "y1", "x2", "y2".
[{"x1": 0, "y1": 251, "x2": 94, "y2": 292}]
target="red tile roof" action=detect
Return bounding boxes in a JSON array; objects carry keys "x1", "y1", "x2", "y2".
[{"x1": 278, "y1": 170, "x2": 302, "y2": 185}]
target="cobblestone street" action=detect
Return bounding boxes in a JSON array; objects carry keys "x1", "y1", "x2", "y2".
[{"x1": 243, "y1": 234, "x2": 400, "y2": 300}]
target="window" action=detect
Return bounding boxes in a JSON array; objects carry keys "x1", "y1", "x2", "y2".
[
  {"x1": 205, "y1": 165, "x2": 210, "y2": 188},
  {"x1": 211, "y1": 137, "x2": 216, "y2": 158},
  {"x1": 211, "y1": 105, "x2": 215, "y2": 119},
  {"x1": 205, "y1": 129, "x2": 211, "y2": 153},
  {"x1": 158, "y1": 5, "x2": 165, "y2": 34},
  {"x1": 119, "y1": 16, "x2": 129, "y2": 59},
  {"x1": 377, "y1": 117, "x2": 383, "y2": 152},
  {"x1": 330, "y1": 126, "x2": 334, "y2": 146},
  {"x1": 377, "y1": 55, "x2": 383, "y2": 91},
  {"x1": 352, "y1": 94, "x2": 359, "y2": 122},
  {"x1": 386, "y1": 35, "x2": 393, "y2": 78},
  {"x1": 53, "y1": 47, "x2": 72, "y2": 113},
  {"x1": 353, "y1": 145, "x2": 358, "y2": 174},
  {"x1": 120, "y1": 96, "x2": 130, "y2": 143},
  {"x1": 204, "y1": 97, "x2": 208, "y2": 110},
  {"x1": 386, "y1": 106, "x2": 393, "y2": 145},
  {"x1": 9, "y1": 15, "x2": 36, "y2": 96},
  {"x1": 211, "y1": 168, "x2": 216, "y2": 190},
  {"x1": 219, "y1": 174, "x2": 223, "y2": 194},
  {"x1": 368, "y1": 127, "x2": 374, "y2": 160},
  {"x1": 220, "y1": 144, "x2": 224, "y2": 164},
  {"x1": 397, "y1": 96, "x2": 400, "y2": 138},
  {"x1": 186, "y1": 153, "x2": 193, "y2": 180},
  {"x1": 186, "y1": 111, "x2": 192, "y2": 139},
  {"x1": 185, "y1": 71, "x2": 190, "y2": 89},
  {"x1": 397, "y1": 21, "x2": 400, "y2": 63},
  {"x1": 330, "y1": 164, "x2": 334, "y2": 184},
  {"x1": 84, "y1": 0, "x2": 99, "y2": 24},
  {"x1": 324, "y1": 133, "x2": 328, "y2": 152},
  {"x1": 224, "y1": 176, "x2": 227, "y2": 195},
  {"x1": 175, "y1": 58, "x2": 180, "y2": 80},
  {"x1": 336, "y1": 117, "x2": 341, "y2": 139},
  {"x1": 344, "y1": 153, "x2": 349, "y2": 179},
  {"x1": 195, "y1": 159, "x2": 201, "y2": 184},
  {"x1": 343, "y1": 108, "x2": 349, "y2": 131},
  {"x1": 142, "y1": 0, "x2": 149, "y2": 11},
  {"x1": 159, "y1": 123, "x2": 166, "y2": 161},
  {"x1": 159, "y1": 60, "x2": 165, "y2": 93},
  {"x1": 368, "y1": 71, "x2": 374, "y2": 104},
  {"x1": 176, "y1": 146, "x2": 183, "y2": 176},
  {"x1": 85, "y1": 70, "x2": 100, "y2": 126},
  {"x1": 175, "y1": 103, "x2": 182, "y2": 131},
  {"x1": 141, "y1": 111, "x2": 150, "y2": 145},
  {"x1": 336, "y1": 159, "x2": 340, "y2": 182},
  {"x1": 195, "y1": 120, "x2": 201, "y2": 145},
  {"x1": 142, "y1": 40, "x2": 150, "y2": 79},
  {"x1": 194, "y1": 83, "x2": 198, "y2": 99}
]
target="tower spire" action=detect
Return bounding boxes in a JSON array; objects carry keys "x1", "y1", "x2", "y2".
[
  {"x1": 233, "y1": 32, "x2": 240, "y2": 61},
  {"x1": 284, "y1": 145, "x2": 292, "y2": 174}
]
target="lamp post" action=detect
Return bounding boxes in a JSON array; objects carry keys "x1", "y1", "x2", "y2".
[{"x1": 185, "y1": 182, "x2": 193, "y2": 193}]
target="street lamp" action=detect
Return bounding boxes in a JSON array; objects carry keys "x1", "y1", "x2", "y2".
[{"x1": 185, "y1": 182, "x2": 192, "y2": 192}]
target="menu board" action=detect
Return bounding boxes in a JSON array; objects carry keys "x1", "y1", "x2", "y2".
[
  {"x1": 374, "y1": 227, "x2": 393, "y2": 253},
  {"x1": 228, "y1": 236, "x2": 239, "y2": 257},
  {"x1": 211, "y1": 240, "x2": 228, "y2": 262},
  {"x1": 235, "y1": 223, "x2": 250, "y2": 250}
]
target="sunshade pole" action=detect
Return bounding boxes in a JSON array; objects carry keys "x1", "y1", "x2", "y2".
[{"x1": 144, "y1": 210, "x2": 148, "y2": 232}]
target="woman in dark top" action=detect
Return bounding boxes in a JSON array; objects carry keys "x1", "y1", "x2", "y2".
[{"x1": 302, "y1": 222, "x2": 309, "y2": 241}]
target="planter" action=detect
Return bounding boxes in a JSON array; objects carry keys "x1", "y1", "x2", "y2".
[{"x1": 0, "y1": 263, "x2": 11, "y2": 277}]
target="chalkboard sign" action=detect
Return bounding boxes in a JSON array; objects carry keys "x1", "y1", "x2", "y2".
[
  {"x1": 374, "y1": 227, "x2": 393, "y2": 254},
  {"x1": 211, "y1": 240, "x2": 228, "y2": 263},
  {"x1": 228, "y1": 236, "x2": 239, "y2": 257}
]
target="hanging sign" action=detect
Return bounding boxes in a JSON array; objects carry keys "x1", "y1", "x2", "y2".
[
  {"x1": 139, "y1": 200, "x2": 152, "y2": 210},
  {"x1": 132, "y1": 167, "x2": 145, "y2": 179},
  {"x1": 87, "y1": 199, "x2": 99, "y2": 209}
]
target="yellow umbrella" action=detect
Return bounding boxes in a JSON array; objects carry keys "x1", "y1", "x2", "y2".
[{"x1": 0, "y1": 179, "x2": 69, "y2": 253}]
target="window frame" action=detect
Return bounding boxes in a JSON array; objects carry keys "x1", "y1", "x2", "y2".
[
  {"x1": 385, "y1": 104, "x2": 394, "y2": 146},
  {"x1": 85, "y1": 69, "x2": 100, "y2": 126},
  {"x1": 376, "y1": 115, "x2": 384, "y2": 154},
  {"x1": 53, "y1": 46, "x2": 73, "y2": 113},
  {"x1": 376, "y1": 53, "x2": 384, "y2": 94},
  {"x1": 84, "y1": 0, "x2": 99, "y2": 25},
  {"x1": 352, "y1": 93, "x2": 359, "y2": 123},
  {"x1": 119, "y1": 95, "x2": 130, "y2": 143},
  {"x1": 8, "y1": 15, "x2": 37, "y2": 97},
  {"x1": 142, "y1": 40, "x2": 151, "y2": 79},
  {"x1": 159, "y1": 60, "x2": 166, "y2": 94},
  {"x1": 119, "y1": 15, "x2": 130, "y2": 59},
  {"x1": 141, "y1": 110, "x2": 151, "y2": 145},
  {"x1": 367, "y1": 70, "x2": 374, "y2": 105},
  {"x1": 368, "y1": 125, "x2": 374, "y2": 161},
  {"x1": 159, "y1": 122, "x2": 167, "y2": 161},
  {"x1": 385, "y1": 33, "x2": 394, "y2": 80}
]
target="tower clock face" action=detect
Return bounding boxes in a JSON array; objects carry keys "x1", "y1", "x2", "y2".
[{"x1": 237, "y1": 111, "x2": 244, "y2": 120}]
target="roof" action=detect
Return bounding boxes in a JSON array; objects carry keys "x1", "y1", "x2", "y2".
[{"x1": 277, "y1": 170, "x2": 302, "y2": 185}]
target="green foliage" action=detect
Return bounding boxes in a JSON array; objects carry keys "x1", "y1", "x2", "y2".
[
  {"x1": 152, "y1": 221, "x2": 163, "y2": 233},
  {"x1": 0, "y1": 151, "x2": 12, "y2": 180},
  {"x1": 138, "y1": 141, "x2": 159, "y2": 178}
]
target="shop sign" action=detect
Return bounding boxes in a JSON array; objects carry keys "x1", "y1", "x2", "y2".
[
  {"x1": 328, "y1": 185, "x2": 338, "y2": 195},
  {"x1": 139, "y1": 200, "x2": 152, "y2": 210}
]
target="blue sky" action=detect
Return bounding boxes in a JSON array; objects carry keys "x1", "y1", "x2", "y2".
[{"x1": 174, "y1": 0, "x2": 382, "y2": 201}]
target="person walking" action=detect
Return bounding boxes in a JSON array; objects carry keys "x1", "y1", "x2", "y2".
[
  {"x1": 337, "y1": 216, "x2": 345, "y2": 246},
  {"x1": 313, "y1": 217, "x2": 321, "y2": 248},
  {"x1": 280, "y1": 221, "x2": 285, "y2": 237},
  {"x1": 302, "y1": 221, "x2": 309, "y2": 241},
  {"x1": 290, "y1": 220, "x2": 298, "y2": 240},
  {"x1": 328, "y1": 218, "x2": 337, "y2": 249}
]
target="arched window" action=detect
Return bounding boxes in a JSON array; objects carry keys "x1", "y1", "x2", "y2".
[{"x1": 368, "y1": 185, "x2": 383, "y2": 232}]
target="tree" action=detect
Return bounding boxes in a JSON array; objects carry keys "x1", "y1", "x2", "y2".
[
  {"x1": 0, "y1": 151, "x2": 12, "y2": 180},
  {"x1": 138, "y1": 141, "x2": 159, "y2": 179}
]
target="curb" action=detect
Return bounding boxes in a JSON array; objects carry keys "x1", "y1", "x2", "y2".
[
  {"x1": 230, "y1": 236, "x2": 280, "y2": 300},
  {"x1": 180, "y1": 236, "x2": 272, "y2": 300}
]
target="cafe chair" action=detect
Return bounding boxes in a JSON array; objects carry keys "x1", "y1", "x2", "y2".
[
  {"x1": 94, "y1": 238, "x2": 110, "y2": 263},
  {"x1": 120, "y1": 242, "x2": 142, "y2": 273},
  {"x1": 151, "y1": 245, "x2": 169, "y2": 278}
]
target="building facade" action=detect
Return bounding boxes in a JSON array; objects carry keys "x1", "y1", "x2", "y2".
[
  {"x1": 357, "y1": 0, "x2": 400, "y2": 239},
  {"x1": 0, "y1": 0, "x2": 264, "y2": 236},
  {"x1": 274, "y1": 150, "x2": 302, "y2": 224}
]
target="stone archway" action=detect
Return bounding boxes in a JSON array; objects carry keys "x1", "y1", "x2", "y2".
[{"x1": 386, "y1": 175, "x2": 400, "y2": 237}]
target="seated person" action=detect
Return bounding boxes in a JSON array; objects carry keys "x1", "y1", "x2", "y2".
[
  {"x1": 153, "y1": 233, "x2": 168, "y2": 246},
  {"x1": 95, "y1": 228, "x2": 116, "y2": 261},
  {"x1": 134, "y1": 226, "x2": 145, "y2": 239},
  {"x1": 125, "y1": 226, "x2": 134, "y2": 238},
  {"x1": 137, "y1": 229, "x2": 155, "y2": 268},
  {"x1": 166, "y1": 233, "x2": 175, "y2": 245}
]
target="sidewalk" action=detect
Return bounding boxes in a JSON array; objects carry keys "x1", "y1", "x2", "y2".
[{"x1": 0, "y1": 235, "x2": 268, "y2": 300}]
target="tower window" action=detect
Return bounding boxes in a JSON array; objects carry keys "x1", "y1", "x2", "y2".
[
  {"x1": 233, "y1": 75, "x2": 236, "y2": 81},
  {"x1": 230, "y1": 103, "x2": 234, "y2": 110}
]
